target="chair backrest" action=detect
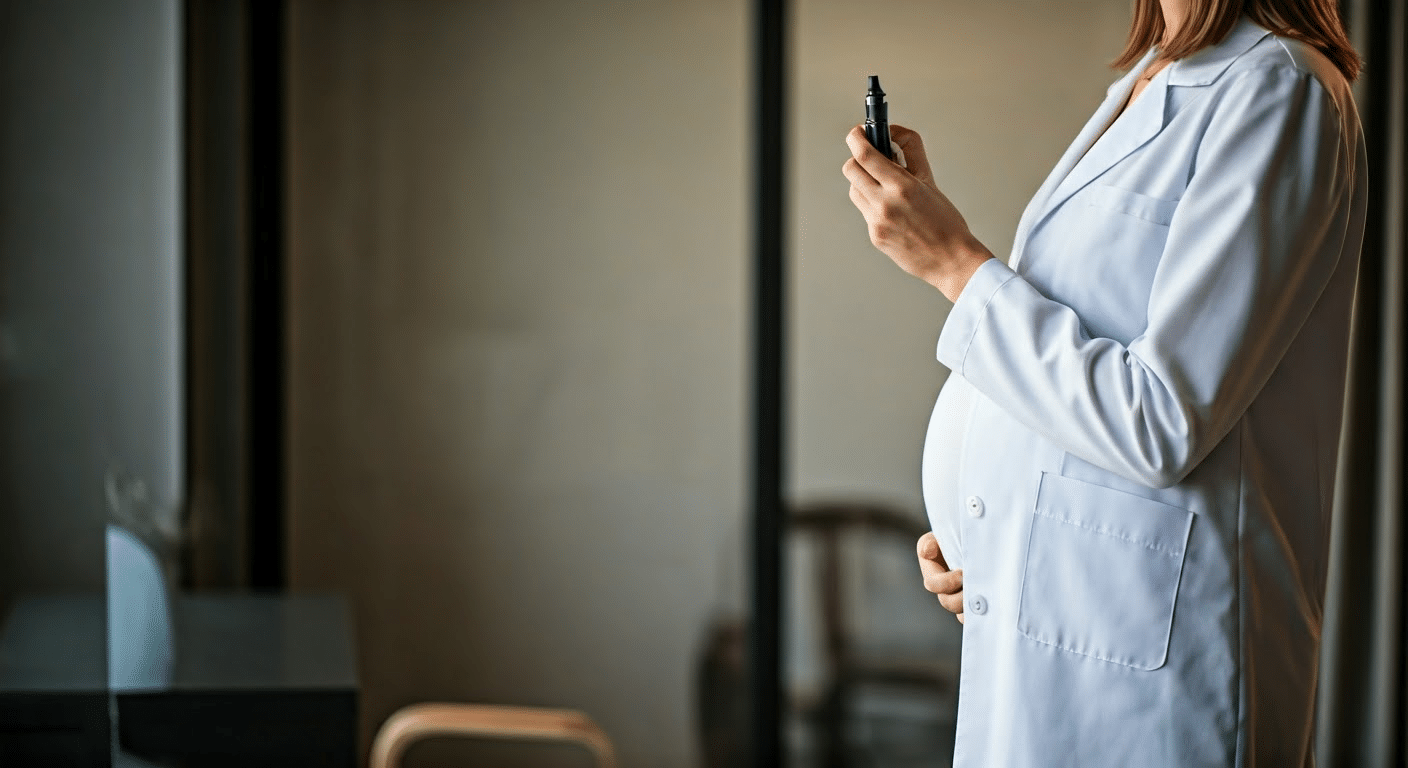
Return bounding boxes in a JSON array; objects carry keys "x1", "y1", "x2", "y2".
[{"x1": 790, "y1": 502, "x2": 932, "y2": 675}]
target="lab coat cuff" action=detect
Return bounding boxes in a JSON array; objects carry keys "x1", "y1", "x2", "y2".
[{"x1": 936, "y1": 257, "x2": 1017, "y2": 373}]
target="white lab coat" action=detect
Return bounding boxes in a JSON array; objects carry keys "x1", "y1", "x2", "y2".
[{"x1": 937, "y1": 16, "x2": 1366, "y2": 767}]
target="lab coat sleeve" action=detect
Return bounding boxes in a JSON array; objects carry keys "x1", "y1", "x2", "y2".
[{"x1": 936, "y1": 64, "x2": 1350, "y2": 489}]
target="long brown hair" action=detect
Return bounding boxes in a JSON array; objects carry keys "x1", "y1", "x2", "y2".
[{"x1": 1113, "y1": 0, "x2": 1361, "y2": 82}]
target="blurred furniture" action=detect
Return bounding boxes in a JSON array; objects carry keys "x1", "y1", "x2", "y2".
[
  {"x1": 117, "y1": 594, "x2": 359, "y2": 767},
  {"x1": 0, "y1": 595, "x2": 111, "y2": 767},
  {"x1": 370, "y1": 702, "x2": 617, "y2": 768},
  {"x1": 1, "y1": 593, "x2": 360, "y2": 767},
  {"x1": 791, "y1": 502, "x2": 958, "y2": 768},
  {"x1": 696, "y1": 616, "x2": 749, "y2": 768}
]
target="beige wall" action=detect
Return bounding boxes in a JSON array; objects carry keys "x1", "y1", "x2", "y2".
[
  {"x1": 287, "y1": 1, "x2": 1132, "y2": 766},
  {"x1": 288, "y1": 1, "x2": 749, "y2": 765},
  {"x1": 789, "y1": 0, "x2": 1134, "y2": 505}
]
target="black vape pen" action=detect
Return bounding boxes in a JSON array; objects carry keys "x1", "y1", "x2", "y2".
[{"x1": 864, "y1": 75, "x2": 893, "y2": 159}]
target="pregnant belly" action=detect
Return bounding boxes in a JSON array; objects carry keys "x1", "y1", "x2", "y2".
[{"x1": 922, "y1": 373, "x2": 976, "y2": 571}]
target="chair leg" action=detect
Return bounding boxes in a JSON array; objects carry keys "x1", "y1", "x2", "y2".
[{"x1": 369, "y1": 702, "x2": 617, "y2": 768}]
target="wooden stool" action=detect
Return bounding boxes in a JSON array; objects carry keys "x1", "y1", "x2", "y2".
[{"x1": 369, "y1": 702, "x2": 617, "y2": 768}]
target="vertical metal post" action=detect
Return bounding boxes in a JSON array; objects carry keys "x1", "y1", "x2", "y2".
[
  {"x1": 246, "y1": 0, "x2": 286, "y2": 591},
  {"x1": 184, "y1": 0, "x2": 250, "y2": 590},
  {"x1": 750, "y1": 0, "x2": 787, "y2": 764}
]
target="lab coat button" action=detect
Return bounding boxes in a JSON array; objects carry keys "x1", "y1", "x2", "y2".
[
  {"x1": 968, "y1": 595, "x2": 988, "y2": 616},
  {"x1": 966, "y1": 495, "x2": 985, "y2": 518}
]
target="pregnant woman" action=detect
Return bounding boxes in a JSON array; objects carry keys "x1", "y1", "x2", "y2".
[{"x1": 842, "y1": 0, "x2": 1365, "y2": 765}]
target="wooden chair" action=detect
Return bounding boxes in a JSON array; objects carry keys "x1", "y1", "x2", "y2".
[
  {"x1": 790, "y1": 502, "x2": 958, "y2": 768},
  {"x1": 369, "y1": 702, "x2": 617, "y2": 768}
]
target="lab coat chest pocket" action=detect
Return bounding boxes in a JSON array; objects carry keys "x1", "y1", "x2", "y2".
[
  {"x1": 1017, "y1": 473, "x2": 1193, "y2": 670},
  {"x1": 1032, "y1": 184, "x2": 1181, "y2": 343},
  {"x1": 1085, "y1": 182, "x2": 1179, "y2": 226}
]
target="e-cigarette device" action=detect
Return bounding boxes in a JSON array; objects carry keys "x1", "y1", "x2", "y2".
[{"x1": 864, "y1": 75, "x2": 893, "y2": 159}]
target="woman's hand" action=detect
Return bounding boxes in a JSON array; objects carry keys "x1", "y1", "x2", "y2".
[
  {"x1": 843, "y1": 124, "x2": 994, "y2": 302},
  {"x1": 916, "y1": 532, "x2": 965, "y2": 623}
]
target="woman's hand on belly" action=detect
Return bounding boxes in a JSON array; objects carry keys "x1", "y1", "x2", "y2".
[
  {"x1": 843, "y1": 124, "x2": 994, "y2": 302},
  {"x1": 917, "y1": 531, "x2": 965, "y2": 623}
]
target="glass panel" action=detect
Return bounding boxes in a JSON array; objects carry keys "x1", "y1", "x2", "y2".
[
  {"x1": 0, "y1": 2, "x2": 182, "y2": 766},
  {"x1": 788, "y1": 1, "x2": 1134, "y2": 764}
]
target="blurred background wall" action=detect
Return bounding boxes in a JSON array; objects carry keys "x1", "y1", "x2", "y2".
[
  {"x1": 284, "y1": 2, "x2": 751, "y2": 765},
  {"x1": 284, "y1": 0, "x2": 1132, "y2": 766}
]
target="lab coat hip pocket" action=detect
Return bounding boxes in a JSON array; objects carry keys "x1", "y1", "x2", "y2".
[{"x1": 1016, "y1": 472, "x2": 1193, "y2": 671}]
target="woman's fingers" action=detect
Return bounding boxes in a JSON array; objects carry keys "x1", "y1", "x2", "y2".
[
  {"x1": 842, "y1": 156, "x2": 879, "y2": 195},
  {"x1": 916, "y1": 531, "x2": 965, "y2": 621},
  {"x1": 917, "y1": 531, "x2": 940, "y2": 561},
  {"x1": 937, "y1": 589, "x2": 965, "y2": 615},
  {"x1": 845, "y1": 125, "x2": 906, "y2": 185},
  {"x1": 889, "y1": 124, "x2": 935, "y2": 187},
  {"x1": 917, "y1": 533, "x2": 963, "y2": 592},
  {"x1": 889, "y1": 124, "x2": 921, "y2": 148},
  {"x1": 922, "y1": 564, "x2": 964, "y2": 596},
  {"x1": 916, "y1": 531, "x2": 950, "y2": 569}
]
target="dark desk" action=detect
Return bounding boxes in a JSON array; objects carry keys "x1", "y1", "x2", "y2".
[
  {"x1": 0, "y1": 594, "x2": 359, "y2": 768},
  {"x1": 0, "y1": 595, "x2": 111, "y2": 767}
]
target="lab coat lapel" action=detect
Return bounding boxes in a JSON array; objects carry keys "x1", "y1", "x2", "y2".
[
  {"x1": 1009, "y1": 49, "x2": 1155, "y2": 271},
  {"x1": 1032, "y1": 70, "x2": 1170, "y2": 234}
]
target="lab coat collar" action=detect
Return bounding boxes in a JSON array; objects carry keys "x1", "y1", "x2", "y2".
[{"x1": 1166, "y1": 15, "x2": 1273, "y2": 87}]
